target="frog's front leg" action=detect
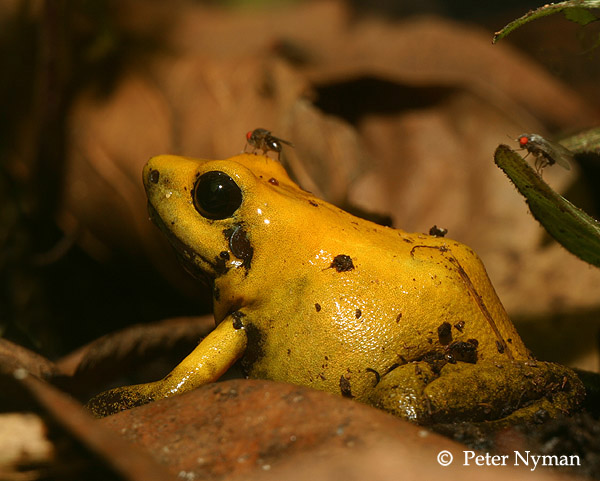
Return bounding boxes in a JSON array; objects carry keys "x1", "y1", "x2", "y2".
[
  {"x1": 369, "y1": 360, "x2": 584, "y2": 425},
  {"x1": 86, "y1": 316, "x2": 247, "y2": 417}
]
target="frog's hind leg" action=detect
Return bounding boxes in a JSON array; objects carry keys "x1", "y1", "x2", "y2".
[{"x1": 368, "y1": 360, "x2": 584, "y2": 426}]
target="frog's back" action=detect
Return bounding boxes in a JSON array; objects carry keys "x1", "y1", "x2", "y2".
[
  {"x1": 305, "y1": 220, "x2": 531, "y2": 364},
  {"x1": 231, "y1": 157, "x2": 530, "y2": 400},
  {"x1": 227, "y1": 153, "x2": 530, "y2": 366}
]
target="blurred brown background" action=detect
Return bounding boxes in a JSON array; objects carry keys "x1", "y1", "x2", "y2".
[{"x1": 2, "y1": 0, "x2": 600, "y2": 373}]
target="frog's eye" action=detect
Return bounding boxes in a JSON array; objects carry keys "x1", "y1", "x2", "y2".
[{"x1": 192, "y1": 171, "x2": 243, "y2": 220}]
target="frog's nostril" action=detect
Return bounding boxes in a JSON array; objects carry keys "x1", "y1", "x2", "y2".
[{"x1": 149, "y1": 169, "x2": 160, "y2": 184}]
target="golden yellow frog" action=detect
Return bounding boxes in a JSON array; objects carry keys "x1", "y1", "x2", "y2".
[{"x1": 87, "y1": 153, "x2": 584, "y2": 422}]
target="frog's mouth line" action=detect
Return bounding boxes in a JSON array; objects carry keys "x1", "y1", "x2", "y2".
[{"x1": 147, "y1": 202, "x2": 222, "y2": 284}]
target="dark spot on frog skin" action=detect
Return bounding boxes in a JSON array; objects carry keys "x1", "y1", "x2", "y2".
[
  {"x1": 339, "y1": 375, "x2": 353, "y2": 398},
  {"x1": 444, "y1": 339, "x2": 478, "y2": 364},
  {"x1": 507, "y1": 338, "x2": 513, "y2": 344},
  {"x1": 309, "y1": 200, "x2": 319, "y2": 207},
  {"x1": 232, "y1": 311, "x2": 246, "y2": 330},
  {"x1": 330, "y1": 254, "x2": 354, "y2": 272},
  {"x1": 428, "y1": 225, "x2": 448, "y2": 237},
  {"x1": 454, "y1": 320, "x2": 465, "y2": 332},
  {"x1": 213, "y1": 254, "x2": 229, "y2": 276},
  {"x1": 241, "y1": 323, "x2": 265, "y2": 374},
  {"x1": 214, "y1": 251, "x2": 231, "y2": 275},
  {"x1": 437, "y1": 322, "x2": 452, "y2": 346},
  {"x1": 365, "y1": 368, "x2": 380, "y2": 386},
  {"x1": 268, "y1": 177, "x2": 279, "y2": 186},
  {"x1": 416, "y1": 351, "x2": 447, "y2": 374},
  {"x1": 496, "y1": 340, "x2": 506, "y2": 354},
  {"x1": 224, "y1": 225, "x2": 254, "y2": 270},
  {"x1": 315, "y1": 303, "x2": 321, "y2": 312},
  {"x1": 355, "y1": 309, "x2": 361, "y2": 319},
  {"x1": 395, "y1": 313, "x2": 402, "y2": 323},
  {"x1": 149, "y1": 169, "x2": 160, "y2": 184}
]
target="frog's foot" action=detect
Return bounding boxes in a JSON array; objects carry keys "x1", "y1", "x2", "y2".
[
  {"x1": 86, "y1": 382, "x2": 159, "y2": 417},
  {"x1": 368, "y1": 360, "x2": 585, "y2": 426}
]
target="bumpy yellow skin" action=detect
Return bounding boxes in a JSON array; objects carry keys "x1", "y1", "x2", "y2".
[{"x1": 87, "y1": 154, "x2": 584, "y2": 421}]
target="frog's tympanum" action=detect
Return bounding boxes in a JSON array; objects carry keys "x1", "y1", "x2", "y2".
[{"x1": 87, "y1": 153, "x2": 584, "y2": 422}]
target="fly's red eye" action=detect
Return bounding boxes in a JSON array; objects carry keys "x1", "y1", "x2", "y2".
[
  {"x1": 518, "y1": 136, "x2": 529, "y2": 147},
  {"x1": 246, "y1": 131, "x2": 253, "y2": 141}
]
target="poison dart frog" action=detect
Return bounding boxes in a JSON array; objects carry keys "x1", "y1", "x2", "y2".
[{"x1": 87, "y1": 153, "x2": 584, "y2": 422}]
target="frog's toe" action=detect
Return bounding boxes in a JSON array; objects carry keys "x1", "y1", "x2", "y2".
[
  {"x1": 367, "y1": 362, "x2": 439, "y2": 423},
  {"x1": 86, "y1": 385, "x2": 155, "y2": 418}
]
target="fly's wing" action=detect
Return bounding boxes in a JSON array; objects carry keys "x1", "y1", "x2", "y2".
[
  {"x1": 543, "y1": 141, "x2": 573, "y2": 170},
  {"x1": 273, "y1": 136, "x2": 294, "y2": 147},
  {"x1": 522, "y1": 134, "x2": 572, "y2": 170}
]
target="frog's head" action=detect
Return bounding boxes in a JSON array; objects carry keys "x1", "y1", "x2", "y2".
[{"x1": 142, "y1": 153, "x2": 312, "y2": 287}]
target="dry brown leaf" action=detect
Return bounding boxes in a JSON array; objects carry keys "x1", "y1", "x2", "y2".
[
  {"x1": 99, "y1": 379, "x2": 574, "y2": 481},
  {"x1": 19, "y1": 373, "x2": 177, "y2": 481},
  {"x1": 0, "y1": 339, "x2": 57, "y2": 380},
  {"x1": 248, "y1": 442, "x2": 567, "y2": 481}
]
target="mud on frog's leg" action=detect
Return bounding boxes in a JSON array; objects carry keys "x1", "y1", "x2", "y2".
[
  {"x1": 86, "y1": 316, "x2": 248, "y2": 417},
  {"x1": 368, "y1": 360, "x2": 584, "y2": 425}
]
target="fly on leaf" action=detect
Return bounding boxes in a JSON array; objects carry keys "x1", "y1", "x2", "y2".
[{"x1": 516, "y1": 133, "x2": 573, "y2": 173}]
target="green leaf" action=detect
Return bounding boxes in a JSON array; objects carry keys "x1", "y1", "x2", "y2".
[
  {"x1": 559, "y1": 127, "x2": 600, "y2": 154},
  {"x1": 493, "y1": 0, "x2": 600, "y2": 43},
  {"x1": 494, "y1": 144, "x2": 600, "y2": 267},
  {"x1": 564, "y1": 6, "x2": 598, "y2": 24}
]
